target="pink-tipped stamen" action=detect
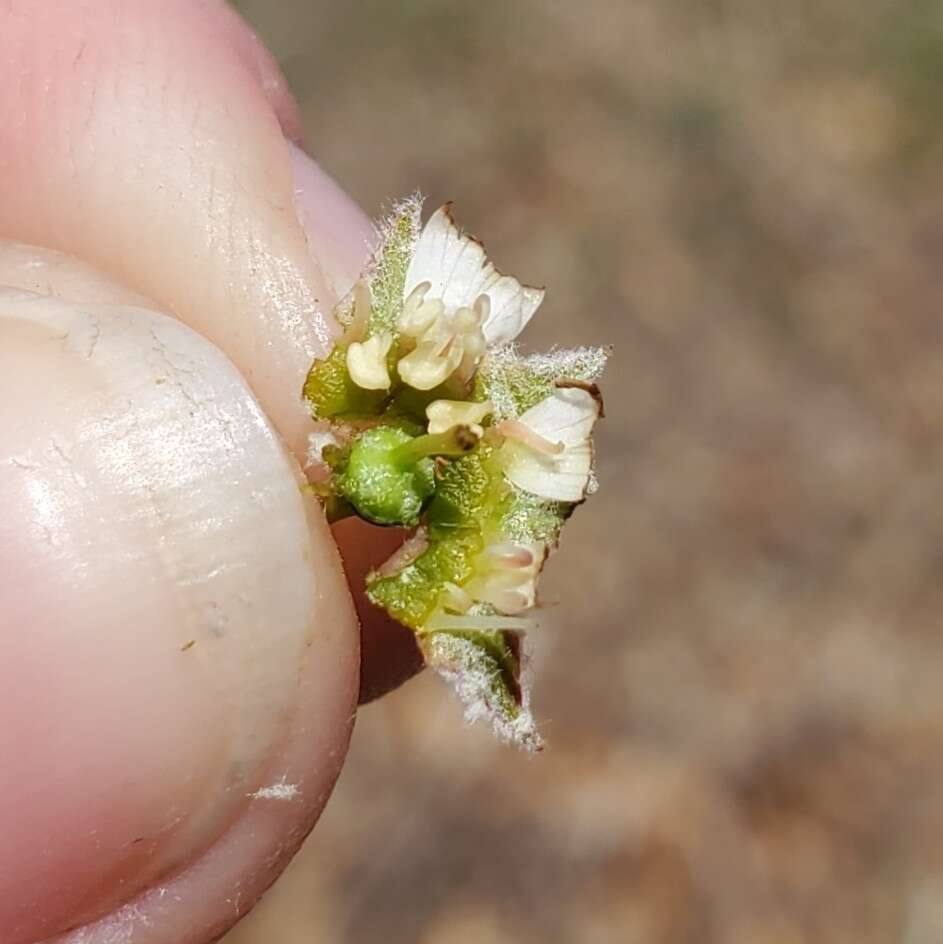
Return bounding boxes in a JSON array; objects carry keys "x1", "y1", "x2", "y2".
[{"x1": 496, "y1": 419, "x2": 565, "y2": 455}]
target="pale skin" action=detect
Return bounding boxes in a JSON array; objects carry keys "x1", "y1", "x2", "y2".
[{"x1": 0, "y1": 2, "x2": 418, "y2": 941}]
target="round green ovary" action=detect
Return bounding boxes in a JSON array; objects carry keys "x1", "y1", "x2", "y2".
[{"x1": 335, "y1": 427, "x2": 436, "y2": 527}]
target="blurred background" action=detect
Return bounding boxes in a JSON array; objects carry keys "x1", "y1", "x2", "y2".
[{"x1": 227, "y1": 2, "x2": 943, "y2": 941}]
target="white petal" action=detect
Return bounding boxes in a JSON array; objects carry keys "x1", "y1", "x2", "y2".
[
  {"x1": 503, "y1": 387, "x2": 601, "y2": 502},
  {"x1": 518, "y1": 387, "x2": 599, "y2": 447},
  {"x1": 480, "y1": 278, "x2": 544, "y2": 346},
  {"x1": 404, "y1": 206, "x2": 484, "y2": 307},
  {"x1": 504, "y1": 439, "x2": 594, "y2": 502},
  {"x1": 405, "y1": 206, "x2": 543, "y2": 344}
]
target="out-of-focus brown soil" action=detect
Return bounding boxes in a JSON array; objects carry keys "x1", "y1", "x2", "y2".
[{"x1": 228, "y1": 2, "x2": 943, "y2": 941}]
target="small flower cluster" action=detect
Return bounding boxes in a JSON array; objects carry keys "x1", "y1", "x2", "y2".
[{"x1": 304, "y1": 197, "x2": 607, "y2": 749}]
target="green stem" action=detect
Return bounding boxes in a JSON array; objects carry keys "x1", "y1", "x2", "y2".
[{"x1": 389, "y1": 425, "x2": 478, "y2": 467}]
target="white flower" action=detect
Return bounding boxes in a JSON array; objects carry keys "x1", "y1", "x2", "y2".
[
  {"x1": 394, "y1": 206, "x2": 544, "y2": 390},
  {"x1": 499, "y1": 386, "x2": 600, "y2": 502},
  {"x1": 426, "y1": 399, "x2": 493, "y2": 438},
  {"x1": 347, "y1": 332, "x2": 393, "y2": 390},
  {"x1": 468, "y1": 541, "x2": 546, "y2": 614},
  {"x1": 406, "y1": 206, "x2": 545, "y2": 345},
  {"x1": 439, "y1": 542, "x2": 546, "y2": 616}
]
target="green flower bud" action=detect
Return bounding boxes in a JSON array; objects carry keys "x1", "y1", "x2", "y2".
[
  {"x1": 334, "y1": 425, "x2": 481, "y2": 527},
  {"x1": 334, "y1": 427, "x2": 436, "y2": 527}
]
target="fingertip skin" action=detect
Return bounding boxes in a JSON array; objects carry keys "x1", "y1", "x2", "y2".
[
  {"x1": 0, "y1": 0, "x2": 333, "y2": 457},
  {"x1": 289, "y1": 142, "x2": 378, "y2": 302},
  {"x1": 0, "y1": 1, "x2": 421, "y2": 935},
  {"x1": 330, "y1": 517, "x2": 426, "y2": 703},
  {"x1": 0, "y1": 285, "x2": 358, "y2": 943}
]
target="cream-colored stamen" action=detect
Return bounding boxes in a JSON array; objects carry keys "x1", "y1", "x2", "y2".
[
  {"x1": 455, "y1": 301, "x2": 488, "y2": 378},
  {"x1": 346, "y1": 332, "x2": 393, "y2": 390},
  {"x1": 341, "y1": 279, "x2": 372, "y2": 344},
  {"x1": 426, "y1": 399, "x2": 493, "y2": 437},
  {"x1": 441, "y1": 582, "x2": 474, "y2": 613},
  {"x1": 397, "y1": 337, "x2": 463, "y2": 390},
  {"x1": 398, "y1": 281, "x2": 443, "y2": 338},
  {"x1": 395, "y1": 283, "x2": 492, "y2": 390}
]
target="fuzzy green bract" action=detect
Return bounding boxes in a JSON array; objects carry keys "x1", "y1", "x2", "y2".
[
  {"x1": 420, "y1": 631, "x2": 538, "y2": 751},
  {"x1": 367, "y1": 446, "x2": 497, "y2": 627},
  {"x1": 302, "y1": 195, "x2": 608, "y2": 750},
  {"x1": 475, "y1": 344, "x2": 609, "y2": 420},
  {"x1": 366, "y1": 199, "x2": 421, "y2": 336}
]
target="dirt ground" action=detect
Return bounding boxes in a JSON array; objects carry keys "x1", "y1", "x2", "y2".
[{"x1": 227, "y1": 2, "x2": 943, "y2": 941}]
